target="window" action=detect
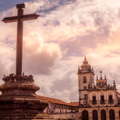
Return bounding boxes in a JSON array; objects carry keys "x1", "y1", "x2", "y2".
[
  {"x1": 93, "y1": 110, "x2": 98, "y2": 120},
  {"x1": 109, "y1": 95, "x2": 113, "y2": 104},
  {"x1": 119, "y1": 111, "x2": 120, "y2": 120},
  {"x1": 101, "y1": 110, "x2": 106, "y2": 120},
  {"x1": 84, "y1": 86, "x2": 87, "y2": 90},
  {"x1": 109, "y1": 109, "x2": 115, "y2": 120},
  {"x1": 92, "y1": 96, "x2": 97, "y2": 104},
  {"x1": 93, "y1": 96, "x2": 96, "y2": 101},
  {"x1": 100, "y1": 95, "x2": 105, "y2": 104},
  {"x1": 82, "y1": 110, "x2": 89, "y2": 120},
  {"x1": 109, "y1": 95, "x2": 112, "y2": 100},
  {"x1": 83, "y1": 76, "x2": 87, "y2": 83},
  {"x1": 84, "y1": 94, "x2": 88, "y2": 99},
  {"x1": 101, "y1": 95, "x2": 104, "y2": 100}
]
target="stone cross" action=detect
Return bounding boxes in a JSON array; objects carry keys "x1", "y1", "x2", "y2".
[{"x1": 2, "y1": 3, "x2": 40, "y2": 75}]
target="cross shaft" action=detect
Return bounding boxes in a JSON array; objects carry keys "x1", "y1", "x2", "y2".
[{"x1": 2, "y1": 3, "x2": 40, "y2": 75}]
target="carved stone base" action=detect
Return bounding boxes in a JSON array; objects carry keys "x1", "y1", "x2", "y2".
[{"x1": 0, "y1": 74, "x2": 51, "y2": 119}]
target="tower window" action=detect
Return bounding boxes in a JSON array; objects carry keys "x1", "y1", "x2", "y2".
[
  {"x1": 84, "y1": 94, "x2": 87, "y2": 99},
  {"x1": 83, "y1": 76, "x2": 87, "y2": 83}
]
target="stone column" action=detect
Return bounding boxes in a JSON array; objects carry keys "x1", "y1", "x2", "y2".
[
  {"x1": 89, "y1": 111, "x2": 92, "y2": 120},
  {"x1": 106, "y1": 109, "x2": 109, "y2": 120},
  {"x1": 115, "y1": 109, "x2": 119, "y2": 120},
  {"x1": 98, "y1": 109, "x2": 101, "y2": 120},
  {"x1": 78, "y1": 109, "x2": 82, "y2": 120}
]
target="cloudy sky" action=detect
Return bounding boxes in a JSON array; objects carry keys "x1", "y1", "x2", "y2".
[{"x1": 0, "y1": 0, "x2": 120, "y2": 102}]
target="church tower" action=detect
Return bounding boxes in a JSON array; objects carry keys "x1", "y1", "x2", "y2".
[{"x1": 78, "y1": 56, "x2": 94, "y2": 104}]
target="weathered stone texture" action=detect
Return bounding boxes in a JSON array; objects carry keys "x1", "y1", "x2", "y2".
[{"x1": 0, "y1": 74, "x2": 49, "y2": 119}]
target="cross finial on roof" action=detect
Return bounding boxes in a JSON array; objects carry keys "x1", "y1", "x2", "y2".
[
  {"x1": 105, "y1": 75, "x2": 106, "y2": 79},
  {"x1": 100, "y1": 71, "x2": 102, "y2": 79},
  {"x1": 96, "y1": 75, "x2": 98, "y2": 80},
  {"x1": 83, "y1": 56, "x2": 88, "y2": 65},
  {"x1": 16, "y1": 3, "x2": 25, "y2": 9}
]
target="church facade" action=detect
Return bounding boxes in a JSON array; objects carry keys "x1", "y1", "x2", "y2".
[{"x1": 78, "y1": 57, "x2": 120, "y2": 120}]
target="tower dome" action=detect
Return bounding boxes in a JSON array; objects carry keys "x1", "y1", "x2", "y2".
[{"x1": 80, "y1": 56, "x2": 93, "y2": 73}]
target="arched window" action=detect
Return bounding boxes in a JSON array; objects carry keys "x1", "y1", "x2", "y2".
[
  {"x1": 82, "y1": 110, "x2": 89, "y2": 120},
  {"x1": 119, "y1": 111, "x2": 120, "y2": 120},
  {"x1": 109, "y1": 109, "x2": 115, "y2": 120},
  {"x1": 92, "y1": 96, "x2": 97, "y2": 104},
  {"x1": 101, "y1": 110, "x2": 106, "y2": 120},
  {"x1": 93, "y1": 110, "x2": 98, "y2": 120},
  {"x1": 83, "y1": 76, "x2": 87, "y2": 83},
  {"x1": 108, "y1": 95, "x2": 113, "y2": 104}
]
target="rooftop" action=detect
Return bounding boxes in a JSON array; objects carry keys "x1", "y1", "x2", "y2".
[{"x1": 37, "y1": 95, "x2": 78, "y2": 107}]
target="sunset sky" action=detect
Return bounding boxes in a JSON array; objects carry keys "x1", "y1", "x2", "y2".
[{"x1": 0, "y1": 0, "x2": 120, "y2": 102}]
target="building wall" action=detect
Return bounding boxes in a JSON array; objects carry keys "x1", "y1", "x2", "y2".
[
  {"x1": 77, "y1": 58, "x2": 119, "y2": 120},
  {"x1": 78, "y1": 73, "x2": 94, "y2": 103},
  {"x1": 51, "y1": 113, "x2": 78, "y2": 120},
  {"x1": 43, "y1": 102, "x2": 78, "y2": 120},
  {"x1": 78, "y1": 73, "x2": 93, "y2": 90},
  {"x1": 79, "y1": 107, "x2": 120, "y2": 120},
  {"x1": 87, "y1": 90, "x2": 117, "y2": 107}
]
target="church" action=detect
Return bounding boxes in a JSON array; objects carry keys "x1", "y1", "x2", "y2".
[
  {"x1": 40, "y1": 56, "x2": 120, "y2": 120},
  {"x1": 78, "y1": 57, "x2": 120, "y2": 120}
]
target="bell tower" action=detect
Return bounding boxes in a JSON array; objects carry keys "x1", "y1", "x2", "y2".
[{"x1": 78, "y1": 56, "x2": 94, "y2": 104}]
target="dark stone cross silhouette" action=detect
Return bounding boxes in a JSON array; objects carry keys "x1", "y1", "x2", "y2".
[{"x1": 2, "y1": 3, "x2": 40, "y2": 75}]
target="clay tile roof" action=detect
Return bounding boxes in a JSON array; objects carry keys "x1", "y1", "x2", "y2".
[
  {"x1": 37, "y1": 95, "x2": 78, "y2": 107},
  {"x1": 117, "y1": 92, "x2": 120, "y2": 98},
  {"x1": 67, "y1": 102, "x2": 79, "y2": 106},
  {"x1": 38, "y1": 95, "x2": 67, "y2": 105}
]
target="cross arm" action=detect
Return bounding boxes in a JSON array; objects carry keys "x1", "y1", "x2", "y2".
[
  {"x1": 2, "y1": 16, "x2": 18, "y2": 23},
  {"x1": 21, "y1": 13, "x2": 40, "y2": 21},
  {"x1": 2, "y1": 13, "x2": 40, "y2": 23}
]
